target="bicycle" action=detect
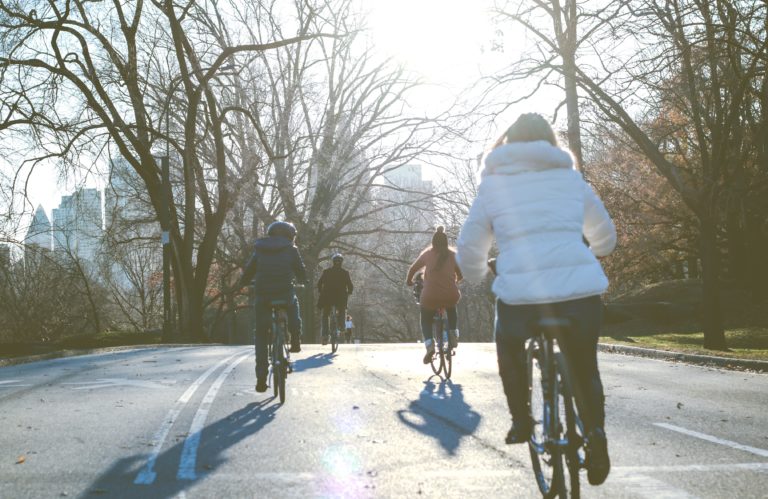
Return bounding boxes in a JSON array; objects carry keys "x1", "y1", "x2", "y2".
[
  {"x1": 329, "y1": 305, "x2": 340, "y2": 354},
  {"x1": 266, "y1": 298, "x2": 293, "y2": 403},
  {"x1": 427, "y1": 307, "x2": 453, "y2": 380},
  {"x1": 526, "y1": 317, "x2": 590, "y2": 498}
]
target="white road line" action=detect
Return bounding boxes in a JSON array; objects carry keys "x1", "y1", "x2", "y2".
[
  {"x1": 655, "y1": 423, "x2": 768, "y2": 458},
  {"x1": 614, "y1": 462, "x2": 768, "y2": 473},
  {"x1": 612, "y1": 473, "x2": 697, "y2": 499},
  {"x1": 134, "y1": 349, "x2": 248, "y2": 485},
  {"x1": 177, "y1": 353, "x2": 249, "y2": 480},
  {"x1": 0, "y1": 380, "x2": 30, "y2": 387}
]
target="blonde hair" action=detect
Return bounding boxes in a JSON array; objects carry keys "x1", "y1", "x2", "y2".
[{"x1": 492, "y1": 113, "x2": 558, "y2": 149}]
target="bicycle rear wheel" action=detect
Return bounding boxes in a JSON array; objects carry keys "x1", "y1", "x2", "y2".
[
  {"x1": 277, "y1": 361, "x2": 287, "y2": 403},
  {"x1": 555, "y1": 351, "x2": 587, "y2": 499},
  {"x1": 330, "y1": 307, "x2": 339, "y2": 353},
  {"x1": 527, "y1": 338, "x2": 564, "y2": 498},
  {"x1": 429, "y1": 340, "x2": 442, "y2": 375},
  {"x1": 443, "y1": 341, "x2": 452, "y2": 379},
  {"x1": 331, "y1": 329, "x2": 339, "y2": 353}
]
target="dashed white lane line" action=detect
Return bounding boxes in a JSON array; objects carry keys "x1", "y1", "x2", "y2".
[
  {"x1": 0, "y1": 380, "x2": 30, "y2": 387},
  {"x1": 655, "y1": 422, "x2": 768, "y2": 458},
  {"x1": 177, "y1": 353, "x2": 249, "y2": 480},
  {"x1": 134, "y1": 349, "x2": 249, "y2": 485},
  {"x1": 612, "y1": 473, "x2": 697, "y2": 499}
]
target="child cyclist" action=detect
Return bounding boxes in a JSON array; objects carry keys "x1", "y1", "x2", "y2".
[
  {"x1": 455, "y1": 113, "x2": 616, "y2": 486},
  {"x1": 238, "y1": 221, "x2": 307, "y2": 393},
  {"x1": 406, "y1": 226, "x2": 463, "y2": 363}
]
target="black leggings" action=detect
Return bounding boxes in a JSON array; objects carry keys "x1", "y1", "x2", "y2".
[
  {"x1": 420, "y1": 306, "x2": 457, "y2": 341},
  {"x1": 495, "y1": 295, "x2": 606, "y2": 430}
]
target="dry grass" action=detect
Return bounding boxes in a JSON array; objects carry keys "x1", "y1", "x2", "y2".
[{"x1": 601, "y1": 327, "x2": 768, "y2": 362}]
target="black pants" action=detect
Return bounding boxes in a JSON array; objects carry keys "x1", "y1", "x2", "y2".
[
  {"x1": 420, "y1": 306, "x2": 457, "y2": 341},
  {"x1": 321, "y1": 304, "x2": 346, "y2": 338},
  {"x1": 495, "y1": 295, "x2": 606, "y2": 430}
]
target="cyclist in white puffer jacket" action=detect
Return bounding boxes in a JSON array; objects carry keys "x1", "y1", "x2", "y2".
[{"x1": 456, "y1": 113, "x2": 616, "y2": 486}]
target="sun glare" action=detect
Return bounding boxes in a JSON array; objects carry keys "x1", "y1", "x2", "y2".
[{"x1": 367, "y1": 0, "x2": 492, "y2": 85}]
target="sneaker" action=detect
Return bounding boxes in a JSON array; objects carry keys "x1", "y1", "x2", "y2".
[
  {"x1": 586, "y1": 427, "x2": 610, "y2": 485},
  {"x1": 255, "y1": 379, "x2": 268, "y2": 393},
  {"x1": 422, "y1": 339, "x2": 435, "y2": 364},
  {"x1": 505, "y1": 422, "x2": 531, "y2": 444},
  {"x1": 448, "y1": 330, "x2": 459, "y2": 349}
]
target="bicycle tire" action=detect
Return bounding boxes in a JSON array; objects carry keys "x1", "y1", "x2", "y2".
[
  {"x1": 444, "y1": 342, "x2": 452, "y2": 379},
  {"x1": 555, "y1": 351, "x2": 584, "y2": 498},
  {"x1": 527, "y1": 338, "x2": 564, "y2": 499},
  {"x1": 272, "y1": 359, "x2": 280, "y2": 398},
  {"x1": 331, "y1": 329, "x2": 339, "y2": 353},
  {"x1": 429, "y1": 314, "x2": 443, "y2": 375},
  {"x1": 278, "y1": 362, "x2": 287, "y2": 403},
  {"x1": 330, "y1": 307, "x2": 339, "y2": 353}
]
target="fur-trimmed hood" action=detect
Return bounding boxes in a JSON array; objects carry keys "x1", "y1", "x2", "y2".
[
  {"x1": 482, "y1": 140, "x2": 574, "y2": 177},
  {"x1": 456, "y1": 139, "x2": 616, "y2": 306}
]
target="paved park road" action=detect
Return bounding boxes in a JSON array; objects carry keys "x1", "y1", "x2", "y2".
[{"x1": 1, "y1": 344, "x2": 766, "y2": 498}]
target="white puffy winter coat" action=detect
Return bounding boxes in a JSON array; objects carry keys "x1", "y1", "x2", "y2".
[{"x1": 456, "y1": 140, "x2": 616, "y2": 305}]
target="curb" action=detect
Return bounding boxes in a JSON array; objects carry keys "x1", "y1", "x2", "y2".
[
  {"x1": 598, "y1": 343, "x2": 768, "y2": 373},
  {"x1": 0, "y1": 344, "x2": 223, "y2": 368}
]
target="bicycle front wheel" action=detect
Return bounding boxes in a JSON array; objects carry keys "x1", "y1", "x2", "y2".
[{"x1": 527, "y1": 339, "x2": 564, "y2": 498}]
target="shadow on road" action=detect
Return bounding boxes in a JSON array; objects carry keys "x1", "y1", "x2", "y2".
[
  {"x1": 396, "y1": 377, "x2": 481, "y2": 455},
  {"x1": 83, "y1": 398, "x2": 279, "y2": 498},
  {"x1": 292, "y1": 352, "x2": 335, "y2": 372}
]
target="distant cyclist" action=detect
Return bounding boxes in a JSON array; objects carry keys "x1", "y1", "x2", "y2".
[
  {"x1": 317, "y1": 253, "x2": 353, "y2": 345},
  {"x1": 406, "y1": 226, "x2": 463, "y2": 364},
  {"x1": 455, "y1": 113, "x2": 616, "y2": 486},
  {"x1": 238, "y1": 221, "x2": 307, "y2": 392},
  {"x1": 344, "y1": 315, "x2": 354, "y2": 343}
]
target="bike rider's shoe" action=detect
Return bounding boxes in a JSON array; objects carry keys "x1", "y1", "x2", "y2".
[
  {"x1": 505, "y1": 420, "x2": 532, "y2": 444},
  {"x1": 255, "y1": 379, "x2": 268, "y2": 393},
  {"x1": 448, "y1": 329, "x2": 459, "y2": 349},
  {"x1": 422, "y1": 339, "x2": 435, "y2": 364},
  {"x1": 586, "y1": 427, "x2": 611, "y2": 485}
]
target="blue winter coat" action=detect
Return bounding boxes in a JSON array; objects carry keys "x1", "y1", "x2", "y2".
[{"x1": 240, "y1": 236, "x2": 307, "y2": 298}]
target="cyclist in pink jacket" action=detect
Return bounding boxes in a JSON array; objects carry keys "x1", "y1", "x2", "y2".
[{"x1": 407, "y1": 226, "x2": 463, "y2": 363}]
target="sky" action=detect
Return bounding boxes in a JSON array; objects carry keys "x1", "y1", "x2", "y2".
[{"x1": 3, "y1": 0, "x2": 557, "y2": 239}]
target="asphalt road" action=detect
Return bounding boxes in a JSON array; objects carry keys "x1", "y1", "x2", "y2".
[{"x1": 0, "y1": 344, "x2": 766, "y2": 498}]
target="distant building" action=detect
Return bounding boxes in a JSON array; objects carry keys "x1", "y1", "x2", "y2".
[
  {"x1": 103, "y1": 157, "x2": 161, "y2": 288},
  {"x1": 379, "y1": 164, "x2": 434, "y2": 230},
  {"x1": 24, "y1": 204, "x2": 52, "y2": 260},
  {"x1": 52, "y1": 188, "x2": 103, "y2": 263},
  {"x1": 105, "y1": 157, "x2": 157, "y2": 232}
]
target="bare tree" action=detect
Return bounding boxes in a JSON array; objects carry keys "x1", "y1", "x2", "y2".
[
  {"x1": 205, "y1": 0, "x2": 472, "y2": 341},
  {"x1": 0, "y1": 0, "x2": 333, "y2": 340}
]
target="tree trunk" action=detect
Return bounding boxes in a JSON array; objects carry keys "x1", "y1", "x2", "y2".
[
  {"x1": 302, "y1": 257, "x2": 320, "y2": 343},
  {"x1": 699, "y1": 213, "x2": 726, "y2": 350}
]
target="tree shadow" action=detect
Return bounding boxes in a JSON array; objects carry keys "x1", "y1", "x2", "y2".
[
  {"x1": 291, "y1": 352, "x2": 335, "y2": 373},
  {"x1": 82, "y1": 399, "x2": 279, "y2": 498},
  {"x1": 396, "y1": 377, "x2": 481, "y2": 455}
]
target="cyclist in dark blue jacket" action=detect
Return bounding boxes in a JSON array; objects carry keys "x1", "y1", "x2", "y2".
[{"x1": 239, "y1": 221, "x2": 307, "y2": 392}]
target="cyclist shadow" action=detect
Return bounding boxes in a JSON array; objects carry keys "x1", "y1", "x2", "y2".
[
  {"x1": 396, "y1": 377, "x2": 481, "y2": 455},
  {"x1": 83, "y1": 398, "x2": 279, "y2": 498},
  {"x1": 291, "y1": 352, "x2": 335, "y2": 373}
]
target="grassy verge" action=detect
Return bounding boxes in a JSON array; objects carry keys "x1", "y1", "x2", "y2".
[{"x1": 600, "y1": 327, "x2": 768, "y2": 362}]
